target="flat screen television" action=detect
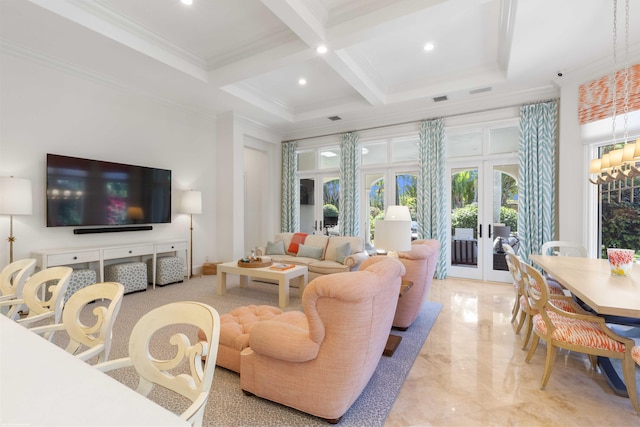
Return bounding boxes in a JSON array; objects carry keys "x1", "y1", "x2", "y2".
[{"x1": 46, "y1": 154, "x2": 171, "y2": 227}]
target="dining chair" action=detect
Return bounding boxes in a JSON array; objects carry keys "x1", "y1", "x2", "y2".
[
  {"x1": 0, "y1": 258, "x2": 36, "y2": 319},
  {"x1": 94, "y1": 301, "x2": 221, "y2": 427},
  {"x1": 0, "y1": 266, "x2": 72, "y2": 336},
  {"x1": 540, "y1": 240, "x2": 587, "y2": 257},
  {"x1": 505, "y1": 253, "x2": 576, "y2": 350},
  {"x1": 29, "y1": 282, "x2": 124, "y2": 364},
  {"x1": 520, "y1": 261, "x2": 639, "y2": 414}
]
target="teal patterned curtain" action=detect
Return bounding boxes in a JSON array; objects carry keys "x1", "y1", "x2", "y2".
[
  {"x1": 281, "y1": 141, "x2": 299, "y2": 232},
  {"x1": 339, "y1": 132, "x2": 360, "y2": 236},
  {"x1": 417, "y1": 119, "x2": 447, "y2": 279},
  {"x1": 518, "y1": 100, "x2": 558, "y2": 263}
]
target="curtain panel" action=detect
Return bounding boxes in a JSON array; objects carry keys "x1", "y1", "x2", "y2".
[
  {"x1": 417, "y1": 119, "x2": 447, "y2": 279},
  {"x1": 339, "y1": 132, "x2": 360, "y2": 237},
  {"x1": 281, "y1": 141, "x2": 299, "y2": 233},
  {"x1": 518, "y1": 100, "x2": 558, "y2": 263}
]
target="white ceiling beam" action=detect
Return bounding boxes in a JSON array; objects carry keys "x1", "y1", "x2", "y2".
[
  {"x1": 260, "y1": 0, "x2": 327, "y2": 48},
  {"x1": 220, "y1": 82, "x2": 295, "y2": 122},
  {"x1": 326, "y1": 0, "x2": 448, "y2": 49},
  {"x1": 208, "y1": 39, "x2": 313, "y2": 87},
  {"x1": 27, "y1": 0, "x2": 208, "y2": 82},
  {"x1": 497, "y1": 0, "x2": 518, "y2": 74}
]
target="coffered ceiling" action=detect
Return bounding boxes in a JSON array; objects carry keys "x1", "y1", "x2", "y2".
[{"x1": 1, "y1": 0, "x2": 639, "y2": 140}]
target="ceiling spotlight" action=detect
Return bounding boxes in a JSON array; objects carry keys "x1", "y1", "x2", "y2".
[
  {"x1": 316, "y1": 45, "x2": 328, "y2": 54},
  {"x1": 423, "y1": 42, "x2": 435, "y2": 52},
  {"x1": 181, "y1": 0, "x2": 193, "y2": 5},
  {"x1": 298, "y1": 78, "x2": 307, "y2": 86}
]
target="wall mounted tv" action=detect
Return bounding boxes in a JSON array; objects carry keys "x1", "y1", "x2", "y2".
[{"x1": 46, "y1": 154, "x2": 171, "y2": 227}]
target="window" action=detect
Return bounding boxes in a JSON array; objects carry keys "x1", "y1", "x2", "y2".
[{"x1": 594, "y1": 144, "x2": 640, "y2": 259}]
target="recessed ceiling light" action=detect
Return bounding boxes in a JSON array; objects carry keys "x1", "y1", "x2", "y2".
[
  {"x1": 316, "y1": 45, "x2": 328, "y2": 54},
  {"x1": 298, "y1": 78, "x2": 307, "y2": 86},
  {"x1": 180, "y1": 0, "x2": 193, "y2": 5},
  {"x1": 423, "y1": 42, "x2": 435, "y2": 52}
]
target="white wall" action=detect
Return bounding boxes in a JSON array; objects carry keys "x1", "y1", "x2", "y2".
[
  {"x1": 557, "y1": 59, "x2": 640, "y2": 255},
  {"x1": 0, "y1": 52, "x2": 217, "y2": 270}
]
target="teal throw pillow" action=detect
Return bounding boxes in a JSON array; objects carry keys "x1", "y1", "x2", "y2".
[
  {"x1": 335, "y1": 242, "x2": 352, "y2": 264},
  {"x1": 266, "y1": 240, "x2": 286, "y2": 255},
  {"x1": 296, "y1": 244, "x2": 324, "y2": 260}
]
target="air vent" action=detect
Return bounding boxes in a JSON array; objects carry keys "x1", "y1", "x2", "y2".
[
  {"x1": 433, "y1": 95, "x2": 448, "y2": 103},
  {"x1": 469, "y1": 87, "x2": 492, "y2": 95},
  {"x1": 328, "y1": 116, "x2": 342, "y2": 121}
]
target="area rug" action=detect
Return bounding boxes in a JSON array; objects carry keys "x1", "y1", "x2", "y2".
[{"x1": 69, "y1": 276, "x2": 442, "y2": 426}]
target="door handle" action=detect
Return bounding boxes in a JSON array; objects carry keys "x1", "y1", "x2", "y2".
[
  {"x1": 314, "y1": 220, "x2": 317, "y2": 231},
  {"x1": 478, "y1": 224, "x2": 482, "y2": 238},
  {"x1": 488, "y1": 224, "x2": 492, "y2": 238}
]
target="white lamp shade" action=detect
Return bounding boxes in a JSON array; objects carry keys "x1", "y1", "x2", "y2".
[
  {"x1": 0, "y1": 177, "x2": 32, "y2": 215},
  {"x1": 609, "y1": 149, "x2": 624, "y2": 167},
  {"x1": 589, "y1": 158, "x2": 602, "y2": 174},
  {"x1": 385, "y1": 205, "x2": 411, "y2": 221},
  {"x1": 181, "y1": 190, "x2": 202, "y2": 214},
  {"x1": 374, "y1": 219, "x2": 412, "y2": 252}
]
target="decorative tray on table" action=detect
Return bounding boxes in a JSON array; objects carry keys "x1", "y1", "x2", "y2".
[{"x1": 237, "y1": 257, "x2": 272, "y2": 268}]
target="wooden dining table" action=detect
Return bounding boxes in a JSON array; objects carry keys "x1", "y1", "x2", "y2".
[
  {"x1": 529, "y1": 254, "x2": 640, "y2": 396},
  {"x1": 529, "y1": 255, "x2": 640, "y2": 318}
]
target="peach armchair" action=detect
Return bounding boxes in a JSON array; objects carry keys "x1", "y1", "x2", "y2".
[
  {"x1": 240, "y1": 257, "x2": 406, "y2": 423},
  {"x1": 359, "y1": 239, "x2": 439, "y2": 330}
]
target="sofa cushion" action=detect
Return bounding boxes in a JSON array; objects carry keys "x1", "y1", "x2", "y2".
[
  {"x1": 334, "y1": 242, "x2": 352, "y2": 264},
  {"x1": 297, "y1": 244, "x2": 324, "y2": 260},
  {"x1": 303, "y1": 235, "x2": 329, "y2": 257},
  {"x1": 287, "y1": 233, "x2": 308, "y2": 254},
  {"x1": 308, "y1": 260, "x2": 350, "y2": 275},
  {"x1": 266, "y1": 240, "x2": 286, "y2": 255},
  {"x1": 325, "y1": 236, "x2": 363, "y2": 262}
]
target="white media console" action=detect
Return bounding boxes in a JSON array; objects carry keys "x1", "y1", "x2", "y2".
[{"x1": 31, "y1": 240, "x2": 188, "y2": 289}]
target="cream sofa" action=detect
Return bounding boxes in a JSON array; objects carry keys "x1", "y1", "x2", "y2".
[{"x1": 256, "y1": 233, "x2": 369, "y2": 280}]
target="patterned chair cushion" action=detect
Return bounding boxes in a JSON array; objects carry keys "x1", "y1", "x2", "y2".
[
  {"x1": 533, "y1": 311, "x2": 626, "y2": 353},
  {"x1": 632, "y1": 346, "x2": 640, "y2": 365}
]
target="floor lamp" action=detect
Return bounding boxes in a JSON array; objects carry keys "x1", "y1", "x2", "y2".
[
  {"x1": 181, "y1": 190, "x2": 202, "y2": 278},
  {"x1": 0, "y1": 177, "x2": 33, "y2": 264}
]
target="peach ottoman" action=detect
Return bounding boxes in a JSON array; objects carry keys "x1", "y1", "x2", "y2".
[{"x1": 200, "y1": 304, "x2": 306, "y2": 373}]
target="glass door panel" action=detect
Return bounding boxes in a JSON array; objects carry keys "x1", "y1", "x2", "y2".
[
  {"x1": 447, "y1": 159, "x2": 518, "y2": 282},
  {"x1": 299, "y1": 176, "x2": 339, "y2": 235},
  {"x1": 485, "y1": 162, "x2": 519, "y2": 282},
  {"x1": 299, "y1": 178, "x2": 316, "y2": 234},
  {"x1": 449, "y1": 166, "x2": 480, "y2": 279},
  {"x1": 365, "y1": 173, "x2": 384, "y2": 244}
]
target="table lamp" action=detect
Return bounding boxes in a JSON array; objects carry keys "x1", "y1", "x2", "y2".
[
  {"x1": 0, "y1": 177, "x2": 33, "y2": 264},
  {"x1": 181, "y1": 190, "x2": 202, "y2": 278},
  {"x1": 493, "y1": 225, "x2": 511, "y2": 254},
  {"x1": 374, "y1": 206, "x2": 411, "y2": 257}
]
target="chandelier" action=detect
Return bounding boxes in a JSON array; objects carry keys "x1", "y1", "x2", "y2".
[{"x1": 589, "y1": 0, "x2": 640, "y2": 196}]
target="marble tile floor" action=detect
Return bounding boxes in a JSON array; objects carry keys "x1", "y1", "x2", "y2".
[{"x1": 385, "y1": 278, "x2": 639, "y2": 427}]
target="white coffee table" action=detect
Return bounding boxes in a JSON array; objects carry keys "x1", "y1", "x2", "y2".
[{"x1": 216, "y1": 262, "x2": 308, "y2": 308}]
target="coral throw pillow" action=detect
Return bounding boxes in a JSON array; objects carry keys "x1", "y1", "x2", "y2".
[{"x1": 288, "y1": 233, "x2": 308, "y2": 254}]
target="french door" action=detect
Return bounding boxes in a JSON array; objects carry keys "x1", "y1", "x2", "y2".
[
  {"x1": 447, "y1": 158, "x2": 518, "y2": 282},
  {"x1": 299, "y1": 175, "x2": 339, "y2": 235}
]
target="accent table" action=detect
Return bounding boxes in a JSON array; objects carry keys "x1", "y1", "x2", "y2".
[
  {"x1": 383, "y1": 280, "x2": 414, "y2": 357},
  {"x1": 216, "y1": 262, "x2": 308, "y2": 308}
]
